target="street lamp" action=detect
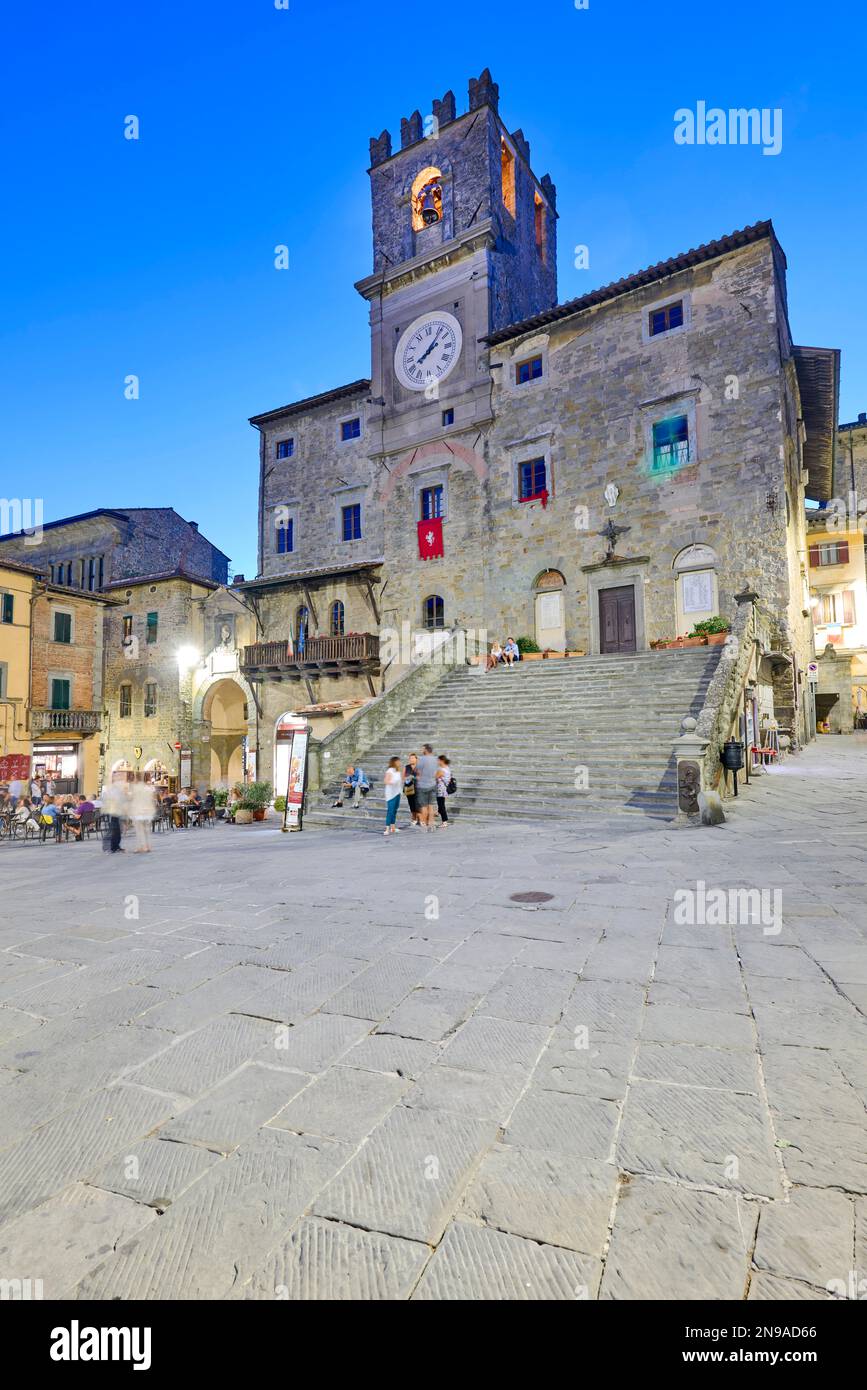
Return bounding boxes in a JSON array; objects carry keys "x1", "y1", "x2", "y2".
[{"x1": 176, "y1": 646, "x2": 200, "y2": 673}]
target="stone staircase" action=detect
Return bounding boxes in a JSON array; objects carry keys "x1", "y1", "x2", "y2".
[{"x1": 303, "y1": 647, "x2": 721, "y2": 829}]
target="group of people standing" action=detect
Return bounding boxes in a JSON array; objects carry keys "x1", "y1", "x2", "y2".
[
  {"x1": 333, "y1": 745, "x2": 456, "y2": 835},
  {"x1": 388, "y1": 746, "x2": 455, "y2": 835}
]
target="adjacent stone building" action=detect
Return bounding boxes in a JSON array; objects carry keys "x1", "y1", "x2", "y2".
[
  {"x1": 100, "y1": 572, "x2": 258, "y2": 790},
  {"x1": 0, "y1": 558, "x2": 113, "y2": 792},
  {"x1": 0, "y1": 507, "x2": 229, "y2": 592},
  {"x1": 807, "y1": 412, "x2": 867, "y2": 731},
  {"x1": 241, "y1": 70, "x2": 838, "y2": 789}
]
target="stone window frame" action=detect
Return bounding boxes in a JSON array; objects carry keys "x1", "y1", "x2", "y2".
[
  {"x1": 48, "y1": 669, "x2": 75, "y2": 711},
  {"x1": 272, "y1": 502, "x2": 299, "y2": 556},
  {"x1": 336, "y1": 413, "x2": 364, "y2": 446},
  {"x1": 118, "y1": 682, "x2": 133, "y2": 719},
  {"x1": 411, "y1": 463, "x2": 450, "y2": 524},
  {"x1": 506, "y1": 434, "x2": 555, "y2": 507},
  {"x1": 501, "y1": 336, "x2": 550, "y2": 398},
  {"x1": 275, "y1": 437, "x2": 295, "y2": 461},
  {"x1": 642, "y1": 395, "x2": 699, "y2": 474},
  {"x1": 333, "y1": 485, "x2": 366, "y2": 544},
  {"x1": 51, "y1": 605, "x2": 75, "y2": 646},
  {"x1": 144, "y1": 681, "x2": 158, "y2": 718},
  {"x1": 642, "y1": 290, "x2": 692, "y2": 345}
]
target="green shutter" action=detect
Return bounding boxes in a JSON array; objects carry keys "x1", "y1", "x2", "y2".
[
  {"x1": 51, "y1": 679, "x2": 70, "y2": 710},
  {"x1": 1, "y1": 593, "x2": 13, "y2": 624}
]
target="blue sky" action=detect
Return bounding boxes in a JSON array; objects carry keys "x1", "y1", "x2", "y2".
[{"x1": 1, "y1": 0, "x2": 863, "y2": 577}]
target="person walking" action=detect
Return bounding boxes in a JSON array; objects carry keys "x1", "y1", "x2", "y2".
[
  {"x1": 436, "y1": 755, "x2": 453, "y2": 828},
  {"x1": 101, "y1": 779, "x2": 128, "y2": 853},
  {"x1": 130, "y1": 777, "x2": 156, "y2": 853},
  {"x1": 403, "y1": 753, "x2": 421, "y2": 826},
  {"x1": 415, "y1": 743, "x2": 439, "y2": 831},
  {"x1": 383, "y1": 757, "x2": 402, "y2": 836}
]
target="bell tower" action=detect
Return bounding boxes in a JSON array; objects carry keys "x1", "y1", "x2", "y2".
[{"x1": 355, "y1": 69, "x2": 558, "y2": 458}]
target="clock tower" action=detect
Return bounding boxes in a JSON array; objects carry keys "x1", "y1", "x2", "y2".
[{"x1": 355, "y1": 70, "x2": 558, "y2": 461}]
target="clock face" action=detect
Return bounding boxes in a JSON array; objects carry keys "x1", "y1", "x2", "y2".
[{"x1": 394, "y1": 311, "x2": 463, "y2": 392}]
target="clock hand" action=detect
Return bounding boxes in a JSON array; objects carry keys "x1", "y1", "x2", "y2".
[{"x1": 417, "y1": 336, "x2": 441, "y2": 364}]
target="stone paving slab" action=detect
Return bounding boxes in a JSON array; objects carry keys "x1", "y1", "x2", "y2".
[
  {"x1": 752, "y1": 1188, "x2": 855, "y2": 1291},
  {"x1": 411, "y1": 1220, "x2": 600, "y2": 1300},
  {"x1": 158, "y1": 1063, "x2": 310, "y2": 1152},
  {"x1": 313, "y1": 1104, "x2": 496, "y2": 1243},
  {"x1": 617, "y1": 1078, "x2": 781, "y2": 1196},
  {"x1": 438, "y1": 1014, "x2": 549, "y2": 1075},
  {"x1": 0, "y1": 1182, "x2": 158, "y2": 1298},
  {"x1": 534, "y1": 1029, "x2": 634, "y2": 1100},
  {"x1": 503, "y1": 1086, "x2": 620, "y2": 1161},
  {"x1": 268, "y1": 1065, "x2": 409, "y2": 1143},
  {"x1": 233, "y1": 1217, "x2": 429, "y2": 1300},
  {"x1": 123, "y1": 1015, "x2": 276, "y2": 1098},
  {"x1": 462, "y1": 1144, "x2": 617, "y2": 1255},
  {"x1": 378, "y1": 986, "x2": 478, "y2": 1042},
  {"x1": 600, "y1": 1179, "x2": 758, "y2": 1299},
  {"x1": 404, "y1": 1065, "x2": 526, "y2": 1123},
  {"x1": 0, "y1": 1084, "x2": 177, "y2": 1224},
  {"x1": 86, "y1": 1136, "x2": 223, "y2": 1208},
  {"x1": 74, "y1": 1129, "x2": 347, "y2": 1300},
  {"x1": 338, "y1": 1032, "x2": 441, "y2": 1080}
]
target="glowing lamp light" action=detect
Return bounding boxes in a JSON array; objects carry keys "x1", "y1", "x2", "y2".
[{"x1": 176, "y1": 646, "x2": 200, "y2": 672}]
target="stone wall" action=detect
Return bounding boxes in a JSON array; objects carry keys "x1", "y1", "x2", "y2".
[{"x1": 256, "y1": 391, "x2": 381, "y2": 581}]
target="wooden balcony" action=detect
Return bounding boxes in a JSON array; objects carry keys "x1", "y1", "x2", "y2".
[
  {"x1": 31, "y1": 709, "x2": 102, "y2": 734},
  {"x1": 241, "y1": 633, "x2": 380, "y2": 681}
]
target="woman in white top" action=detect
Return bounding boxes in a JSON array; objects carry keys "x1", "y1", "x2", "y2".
[
  {"x1": 130, "y1": 778, "x2": 157, "y2": 853},
  {"x1": 383, "y1": 756, "x2": 402, "y2": 836}
]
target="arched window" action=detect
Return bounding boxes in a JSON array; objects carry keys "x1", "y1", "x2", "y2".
[
  {"x1": 411, "y1": 166, "x2": 443, "y2": 231},
  {"x1": 330, "y1": 600, "x2": 345, "y2": 637},
  {"x1": 423, "y1": 595, "x2": 445, "y2": 630}
]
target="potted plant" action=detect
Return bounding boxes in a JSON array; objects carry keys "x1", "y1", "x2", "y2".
[
  {"x1": 214, "y1": 789, "x2": 229, "y2": 820},
  {"x1": 676, "y1": 633, "x2": 706, "y2": 648},
  {"x1": 274, "y1": 796, "x2": 287, "y2": 814},
  {"x1": 517, "y1": 636, "x2": 542, "y2": 661},
  {"x1": 691, "y1": 616, "x2": 731, "y2": 646},
  {"x1": 240, "y1": 781, "x2": 273, "y2": 822}
]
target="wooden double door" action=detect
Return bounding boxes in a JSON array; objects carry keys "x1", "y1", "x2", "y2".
[{"x1": 599, "y1": 585, "x2": 637, "y2": 653}]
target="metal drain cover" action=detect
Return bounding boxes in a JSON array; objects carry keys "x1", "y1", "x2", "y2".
[{"x1": 509, "y1": 891, "x2": 554, "y2": 904}]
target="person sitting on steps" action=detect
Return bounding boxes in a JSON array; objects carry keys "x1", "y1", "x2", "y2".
[{"x1": 333, "y1": 765, "x2": 369, "y2": 809}]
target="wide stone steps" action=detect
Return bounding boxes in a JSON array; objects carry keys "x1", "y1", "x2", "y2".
[{"x1": 305, "y1": 647, "x2": 720, "y2": 827}]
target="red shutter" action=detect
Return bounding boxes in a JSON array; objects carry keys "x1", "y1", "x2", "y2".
[
  {"x1": 843, "y1": 590, "x2": 856, "y2": 625},
  {"x1": 838, "y1": 541, "x2": 850, "y2": 564},
  {"x1": 808, "y1": 544, "x2": 820, "y2": 568}
]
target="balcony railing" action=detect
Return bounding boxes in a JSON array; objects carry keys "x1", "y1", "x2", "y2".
[
  {"x1": 31, "y1": 709, "x2": 102, "y2": 733},
  {"x1": 242, "y1": 633, "x2": 380, "y2": 677}
]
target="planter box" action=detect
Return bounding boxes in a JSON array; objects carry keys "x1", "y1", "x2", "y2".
[
  {"x1": 706, "y1": 631, "x2": 729, "y2": 645},
  {"x1": 520, "y1": 652, "x2": 544, "y2": 661},
  {"x1": 234, "y1": 809, "x2": 253, "y2": 825}
]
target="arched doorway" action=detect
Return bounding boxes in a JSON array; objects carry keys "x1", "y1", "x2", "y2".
[
  {"x1": 533, "y1": 570, "x2": 567, "y2": 652},
  {"x1": 201, "y1": 678, "x2": 249, "y2": 788}
]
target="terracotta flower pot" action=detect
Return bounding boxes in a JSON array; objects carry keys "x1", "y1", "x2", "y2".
[
  {"x1": 706, "y1": 631, "x2": 729, "y2": 645},
  {"x1": 679, "y1": 636, "x2": 706, "y2": 647},
  {"x1": 252, "y1": 808, "x2": 267, "y2": 822}
]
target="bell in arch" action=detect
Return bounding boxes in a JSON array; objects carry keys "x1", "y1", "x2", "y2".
[{"x1": 419, "y1": 183, "x2": 441, "y2": 226}]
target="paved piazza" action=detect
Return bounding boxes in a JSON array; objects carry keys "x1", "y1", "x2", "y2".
[{"x1": 0, "y1": 739, "x2": 865, "y2": 1302}]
